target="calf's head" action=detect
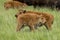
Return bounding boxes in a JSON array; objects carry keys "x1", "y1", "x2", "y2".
[{"x1": 15, "y1": 10, "x2": 26, "y2": 18}]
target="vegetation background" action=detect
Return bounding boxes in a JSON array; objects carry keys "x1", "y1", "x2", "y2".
[{"x1": 0, "y1": 0, "x2": 60, "y2": 40}]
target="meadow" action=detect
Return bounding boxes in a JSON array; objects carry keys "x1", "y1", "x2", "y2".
[{"x1": 0, "y1": 0, "x2": 60, "y2": 40}]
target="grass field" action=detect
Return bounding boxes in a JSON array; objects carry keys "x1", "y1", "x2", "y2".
[{"x1": 0, "y1": 0, "x2": 60, "y2": 40}]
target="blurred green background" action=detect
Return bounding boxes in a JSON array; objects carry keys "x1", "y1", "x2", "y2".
[{"x1": 0, "y1": 0, "x2": 60, "y2": 40}]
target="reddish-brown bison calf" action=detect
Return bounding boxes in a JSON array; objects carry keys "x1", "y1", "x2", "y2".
[
  {"x1": 16, "y1": 10, "x2": 54, "y2": 30},
  {"x1": 4, "y1": 1, "x2": 27, "y2": 9},
  {"x1": 15, "y1": 13, "x2": 46, "y2": 31}
]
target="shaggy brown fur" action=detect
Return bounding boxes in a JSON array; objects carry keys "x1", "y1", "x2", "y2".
[
  {"x1": 15, "y1": 13, "x2": 46, "y2": 31},
  {"x1": 4, "y1": 1, "x2": 27, "y2": 9},
  {"x1": 16, "y1": 10, "x2": 54, "y2": 30}
]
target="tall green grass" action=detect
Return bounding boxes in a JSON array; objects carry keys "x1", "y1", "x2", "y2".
[{"x1": 0, "y1": 0, "x2": 60, "y2": 40}]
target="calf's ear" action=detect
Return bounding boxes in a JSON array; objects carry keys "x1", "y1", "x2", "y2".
[
  {"x1": 15, "y1": 14, "x2": 18, "y2": 18},
  {"x1": 23, "y1": 10, "x2": 26, "y2": 13}
]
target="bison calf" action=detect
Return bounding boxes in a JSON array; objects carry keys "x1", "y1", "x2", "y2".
[{"x1": 17, "y1": 10, "x2": 54, "y2": 30}]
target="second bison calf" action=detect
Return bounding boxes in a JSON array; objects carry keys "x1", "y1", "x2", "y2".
[{"x1": 4, "y1": 1, "x2": 27, "y2": 9}]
